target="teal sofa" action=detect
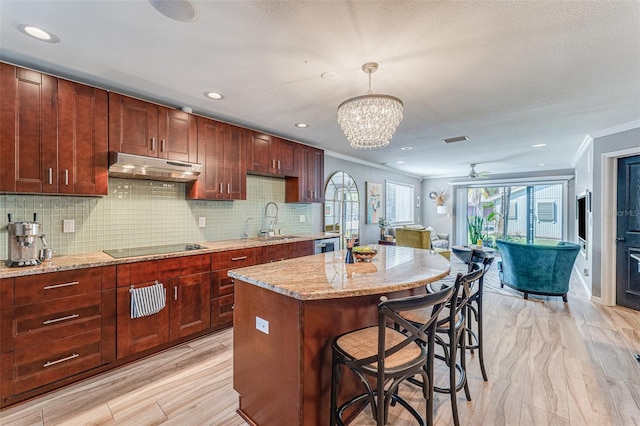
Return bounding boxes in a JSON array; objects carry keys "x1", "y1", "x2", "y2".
[{"x1": 495, "y1": 240, "x2": 580, "y2": 302}]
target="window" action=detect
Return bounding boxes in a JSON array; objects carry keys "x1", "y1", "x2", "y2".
[{"x1": 385, "y1": 181, "x2": 414, "y2": 225}]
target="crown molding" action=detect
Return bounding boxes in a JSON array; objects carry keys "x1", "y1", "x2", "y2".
[{"x1": 589, "y1": 120, "x2": 640, "y2": 139}]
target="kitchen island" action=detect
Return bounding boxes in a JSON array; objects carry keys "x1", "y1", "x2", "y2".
[{"x1": 229, "y1": 245, "x2": 450, "y2": 426}]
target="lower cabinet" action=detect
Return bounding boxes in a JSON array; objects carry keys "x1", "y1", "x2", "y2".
[
  {"x1": 115, "y1": 254, "x2": 210, "y2": 359},
  {"x1": 210, "y1": 248, "x2": 258, "y2": 330},
  {"x1": 0, "y1": 266, "x2": 115, "y2": 407}
]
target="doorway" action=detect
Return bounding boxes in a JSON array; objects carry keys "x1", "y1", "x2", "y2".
[{"x1": 616, "y1": 155, "x2": 640, "y2": 310}]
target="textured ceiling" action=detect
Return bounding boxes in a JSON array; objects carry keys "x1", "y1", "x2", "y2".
[{"x1": 1, "y1": 1, "x2": 639, "y2": 178}]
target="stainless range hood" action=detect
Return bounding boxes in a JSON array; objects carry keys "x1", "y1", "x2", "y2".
[{"x1": 108, "y1": 152, "x2": 202, "y2": 182}]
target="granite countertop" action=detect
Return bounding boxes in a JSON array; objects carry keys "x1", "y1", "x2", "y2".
[
  {"x1": 228, "y1": 245, "x2": 451, "y2": 301},
  {"x1": 0, "y1": 232, "x2": 339, "y2": 279}
]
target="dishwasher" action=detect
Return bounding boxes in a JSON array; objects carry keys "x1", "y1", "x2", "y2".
[{"x1": 314, "y1": 236, "x2": 340, "y2": 254}]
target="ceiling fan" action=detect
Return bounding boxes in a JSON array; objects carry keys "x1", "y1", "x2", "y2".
[{"x1": 468, "y1": 164, "x2": 491, "y2": 179}]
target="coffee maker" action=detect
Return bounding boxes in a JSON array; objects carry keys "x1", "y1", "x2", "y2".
[{"x1": 6, "y1": 213, "x2": 44, "y2": 267}]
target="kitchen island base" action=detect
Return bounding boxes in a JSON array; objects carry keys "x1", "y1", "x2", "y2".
[{"x1": 233, "y1": 279, "x2": 422, "y2": 425}]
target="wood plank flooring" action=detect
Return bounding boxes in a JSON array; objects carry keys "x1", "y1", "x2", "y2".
[{"x1": 1, "y1": 258, "x2": 639, "y2": 425}]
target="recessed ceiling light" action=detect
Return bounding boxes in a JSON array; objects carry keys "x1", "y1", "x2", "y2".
[
  {"x1": 401, "y1": 147, "x2": 412, "y2": 151},
  {"x1": 149, "y1": 0, "x2": 200, "y2": 22},
  {"x1": 294, "y1": 123, "x2": 309, "y2": 128},
  {"x1": 16, "y1": 23, "x2": 60, "y2": 43},
  {"x1": 532, "y1": 143, "x2": 547, "y2": 148},
  {"x1": 396, "y1": 160, "x2": 405, "y2": 164},
  {"x1": 204, "y1": 91, "x2": 224, "y2": 100},
  {"x1": 538, "y1": 163, "x2": 546, "y2": 167},
  {"x1": 321, "y1": 72, "x2": 338, "y2": 80}
]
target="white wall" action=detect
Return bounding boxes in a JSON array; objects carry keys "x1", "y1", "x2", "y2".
[{"x1": 572, "y1": 140, "x2": 594, "y2": 294}]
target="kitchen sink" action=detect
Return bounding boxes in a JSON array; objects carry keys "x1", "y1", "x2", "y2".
[{"x1": 253, "y1": 235, "x2": 299, "y2": 241}]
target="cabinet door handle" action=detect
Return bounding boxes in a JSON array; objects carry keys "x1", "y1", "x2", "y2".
[
  {"x1": 231, "y1": 256, "x2": 247, "y2": 261},
  {"x1": 150, "y1": 137, "x2": 156, "y2": 151},
  {"x1": 64, "y1": 169, "x2": 69, "y2": 186},
  {"x1": 219, "y1": 183, "x2": 223, "y2": 193},
  {"x1": 227, "y1": 183, "x2": 230, "y2": 194},
  {"x1": 272, "y1": 159, "x2": 276, "y2": 169},
  {"x1": 174, "y1": 286, "x2": 178, "y2": 300},
  {"x1": 44, "y1": 281, "x2": 79, "y2": 290},
  {"x1": 48, "y1": 168, "x2": 53, "y2": 185},
  {"x1": 44, "y1": 353, "x2": 79, "y2": 368},
  {"x1": 277, "y1": 160, "x2": 281, "y2": 170},
  {"x1": 161, "y1": 139, "x2": 166, "y2": 152},
  {"x1": 43, "y1": 314, "x2": 79, "y2": 325}
]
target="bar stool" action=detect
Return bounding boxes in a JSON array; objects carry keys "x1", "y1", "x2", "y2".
[
  {"x1": 464, "y1": 250, "x2": 495, "y2": 381},
  {"x1": 404, "y1": 266, "x2": 484, "y2": 426},
  {"x1": 330, "y1": 286, "x2": 454, "y2": 426}
]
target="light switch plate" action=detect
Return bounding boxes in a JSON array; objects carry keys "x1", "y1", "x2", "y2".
[
  {"x1": 299, "y1": 214, "x2": 306, "y2": 223},
  {"x1": 256, "y1": 316, "x2": 269, "y2": 334},
  {"x1": 198, "y1": 217, "x2": 206, "y2": 227},
  {"x1": 63, "y1": 219, "x2": 75, "y2": 233}
]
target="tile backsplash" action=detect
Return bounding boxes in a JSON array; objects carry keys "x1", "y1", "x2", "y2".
[{"x1": 0, "y1": 175, "x2": 315, "y2": 260}]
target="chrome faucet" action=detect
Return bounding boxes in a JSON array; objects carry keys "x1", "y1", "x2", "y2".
[
  {"x1": 262, "y1": 202, "x2": 279, "y2": 234},
  {"x1": 242, "y1": 217, "x2": 253, "y2": 239}
]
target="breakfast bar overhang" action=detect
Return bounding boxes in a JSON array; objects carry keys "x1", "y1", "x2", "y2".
[{"x1": 229, "y1": 246, "x2": 450, "y2": 425}]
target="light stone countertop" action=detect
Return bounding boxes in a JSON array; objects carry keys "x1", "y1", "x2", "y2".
[
  {"x1": 0, "y1": 232, "x2": 338, "y2": 279},
  {"x1": 228, "y1": 245, "x2": 451, "y2": 300}
]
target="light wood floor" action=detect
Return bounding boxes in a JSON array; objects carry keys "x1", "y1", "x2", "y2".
[{"x1": 2, "y1": 259, "x2": 640, "y2": 425}]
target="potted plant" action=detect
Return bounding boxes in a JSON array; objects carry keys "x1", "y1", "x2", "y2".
[{"x1": 378, "y1": 217, "x2": 390, "y2": 241}]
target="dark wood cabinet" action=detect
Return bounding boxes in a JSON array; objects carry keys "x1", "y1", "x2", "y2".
[
  {"x1": 0, "y1": 267, "x2": 115, "y2": 406},
  {"x1": 210, "y1": 248, "x2": 257, "y2": 329},
  {"x1": 0, "y1": 63, "x2": 108, "y2": 196},
  {"x1": 187, "y1": 118, "x2": 246, "y2": 200},
  {"x1": 294, "y1": 240, "x2": 315, "y2": 257},
  {"x1": 116, "y1": 254, "x2": 210, "y2": 359},
  {"x1": 0, "y1": 63, "x2": 58, "y2": 193},
  {"x1": 286, "y1": 144, "x2": 325, "y2": 203},
  {"x1": 109, "y1": 93, "x2": 196, "y2": 162},
  {"x1": 58, "y1": 79, "x2": 108, "y2": 195},
  {"x1": 247, "y1": 132, "x2": 297, "y2": 176}
]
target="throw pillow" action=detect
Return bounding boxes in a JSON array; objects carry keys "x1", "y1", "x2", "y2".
[{"x1": 425, "y1": 226, "x2": 438, "y2": 242}]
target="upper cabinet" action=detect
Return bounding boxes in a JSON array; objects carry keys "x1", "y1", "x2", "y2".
[
  {"x1": 246, "y1": 132, "x2": 297, "y2": 176},
  {"x1": 0, "y1": 64, "x2": 58, "y2": 194},
  {"x1": 0, "y1": 63, "x2": 108, "y2": 195},
  {"x1": 286, "y1": 144, "x2": 324, "y2": 203},
  {"x1": 187, "y1": 117, "x2": 246, "y2": 200},
  {"x1": 58, "y1": 80, "x2": 108, "y2": 195},
  {"x1": 108, "y1": 93, "x2": 197, "y2": 163}
]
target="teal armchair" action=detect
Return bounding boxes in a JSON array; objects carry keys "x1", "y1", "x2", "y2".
[{"x1": 495, "y1": 240, "x2": 580, "y2": 302}]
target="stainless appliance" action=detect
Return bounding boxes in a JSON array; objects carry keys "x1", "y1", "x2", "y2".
[
  {"x1": 314, "y1": 236, "x2": 340, "y2": 254},
  {"x1": 6, "y1": 213, "x2": 45, "y2": 267},
  {"x1": 108, "y1": 152, "x2": 202, "y2": 182}
]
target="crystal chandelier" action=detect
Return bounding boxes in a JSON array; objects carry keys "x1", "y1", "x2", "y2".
[{"x1": 337, "y1": 62, "x2": 403, "y2": 149}]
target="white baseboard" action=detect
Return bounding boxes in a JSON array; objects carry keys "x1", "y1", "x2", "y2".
[{"x1": 591, "y1": 295, "x2": 603, "y2": 305}]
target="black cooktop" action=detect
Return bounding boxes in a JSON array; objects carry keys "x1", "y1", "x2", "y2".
[{"x1": 103, "y1": 243, "x2": 206, "y2": 259}]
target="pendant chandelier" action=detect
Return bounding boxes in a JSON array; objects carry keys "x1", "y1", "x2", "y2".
[{"x1": 337, "y1": 62, "x2": 403, "y2": 149}]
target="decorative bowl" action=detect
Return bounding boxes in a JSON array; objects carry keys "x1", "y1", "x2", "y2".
[{"x1": 352, "y1": 249, "x2": 378, "y2": 262}]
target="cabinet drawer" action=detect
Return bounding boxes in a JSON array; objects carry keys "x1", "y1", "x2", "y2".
[
  {"x1": 15, "y1": 269, "x2": 102, "y2": 306},
  {"x1": 211, "y1": 294, "x2": 234, "y2": 329},
  {"x1": 12, "y1": 329, "x2": 102, "y2": 395},
  {"x1": 159, "y1": 254, "x2": 210, "y2": 279},
  {"x1": 212, "y1": 248, "x2": 257, "y2": 270},
  {"x1": 212, "y1": 270, "x2": 235, "y2": 298},
  {"x1": 13, "y1": 292, "x2": 102, "y2": 350}
]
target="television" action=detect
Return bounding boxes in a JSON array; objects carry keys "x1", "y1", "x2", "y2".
[{"x1": 576, "y1": 191, "x2": 590, "y2": 251}]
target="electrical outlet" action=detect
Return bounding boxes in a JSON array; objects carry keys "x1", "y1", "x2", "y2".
[
  {"x1": 256, "y1": 316, "x2": 269, "y2": 335},
  {"x1": 63, "y1": 219, "x2": 75, "y2": 233},
  {"x1": 299, "y1": 214, "x2": 306, "y2": 223},
  {"x1": 198, "y1": 217, "x2": 206, "y2": 228}
]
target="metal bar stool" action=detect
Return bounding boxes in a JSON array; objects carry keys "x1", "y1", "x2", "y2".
[
  {"x1": 403, "y1": 266, "x2": 484, "y2": 426},
  {"x1": 330, "y1": 286, "x2": 454, "y2": 426},
  {"x1": 464, "y1": 249, "x2": 495, "y2": 381}
]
